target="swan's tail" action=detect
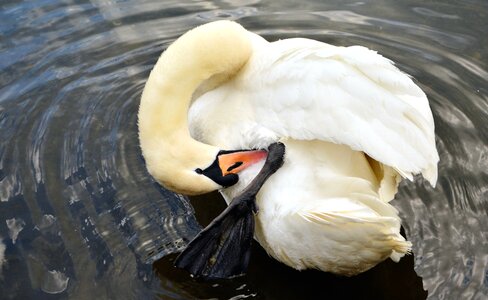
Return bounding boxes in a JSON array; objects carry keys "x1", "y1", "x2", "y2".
[{"x1": 390, "y1": 239, "x2": 412, "y2": 262}]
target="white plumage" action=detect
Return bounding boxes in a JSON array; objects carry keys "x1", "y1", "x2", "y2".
[
  {"x1": 190, "y1": 35, "x2": 437, "y2": 183},
  {"x1": 139, "y1": 20, "x2": 439, "y2": 276},
  {"x1": 188, "y1": 28, "x2": 438, "y2": 275}
]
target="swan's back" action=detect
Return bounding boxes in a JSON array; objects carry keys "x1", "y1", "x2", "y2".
[{"x1": 189, "y1": 37, "x2": 438, "y2": 185}]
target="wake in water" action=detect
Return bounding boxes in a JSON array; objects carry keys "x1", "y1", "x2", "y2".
[{"x1": 0, "y1": 0, "x2": 487, "y2": 299}]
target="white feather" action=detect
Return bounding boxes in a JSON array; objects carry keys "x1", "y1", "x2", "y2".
[
  {"x1": 190, "y1": 36, "x2": 438, "y2": 185},
  {"x1": 188, "y1": 31, "x2": 438, "y2": 275}
]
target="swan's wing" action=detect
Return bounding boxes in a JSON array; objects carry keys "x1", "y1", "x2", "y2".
[{"x1": 190, "y1": 38, "x2": 439, "y2": 185}]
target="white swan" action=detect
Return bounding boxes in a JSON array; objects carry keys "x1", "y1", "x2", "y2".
[{"x1": 138, "y1": 21, "x2": 439, "y2": 277}]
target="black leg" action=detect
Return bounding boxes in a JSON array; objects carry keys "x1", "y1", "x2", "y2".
[{"x1": 174, "y1": 142, "x2": 286, "y2": 279}]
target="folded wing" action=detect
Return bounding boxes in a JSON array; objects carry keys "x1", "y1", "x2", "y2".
[{"x1": 190, "y1": 37, "x2": 439, "y2": 185}]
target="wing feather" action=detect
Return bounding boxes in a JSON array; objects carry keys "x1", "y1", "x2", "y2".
[{"x1": 189, "y1": 37, "x2": 438, "y2": 185}]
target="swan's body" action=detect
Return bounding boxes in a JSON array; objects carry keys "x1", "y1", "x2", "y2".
[{"x1": 139, "y1": 21, "x2": 438, "y2": 276}]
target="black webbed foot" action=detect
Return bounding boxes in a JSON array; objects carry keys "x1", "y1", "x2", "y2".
[
  {"x1": 174, "y1": 142, "x2": 285, "y2": 279},
  {"x1": 174, "y1": 192, "x2": 257, "y2": 279}
]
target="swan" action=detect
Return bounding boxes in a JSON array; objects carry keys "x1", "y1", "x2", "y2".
[{"x1": 138, "y1": 20, "x2": 439, "y2": 278}]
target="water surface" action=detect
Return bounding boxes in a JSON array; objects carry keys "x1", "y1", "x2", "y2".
[{"x1": 0, "y1": 0, "x2": 487, "y2": 299}]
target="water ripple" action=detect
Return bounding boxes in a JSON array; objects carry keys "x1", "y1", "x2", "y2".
[{"x1": 0, "y1": 0, "x2": 487, "y2": 299}]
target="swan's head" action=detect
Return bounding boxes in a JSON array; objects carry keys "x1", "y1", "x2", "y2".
[
  {"x1": 140, "y1": 131, "x2": 267, "y2": 195},
  {"x1": 138, "y1": 20, "x2": 257, "y2": 195}
]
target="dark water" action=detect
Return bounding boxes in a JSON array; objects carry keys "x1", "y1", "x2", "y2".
[{"x1": 1, "y1": 0, "x2": 487, "y2": 299}]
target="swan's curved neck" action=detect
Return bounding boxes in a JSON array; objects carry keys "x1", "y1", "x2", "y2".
[{"x1": 138, "y1": 21, "x2": 252, "y2": 194}]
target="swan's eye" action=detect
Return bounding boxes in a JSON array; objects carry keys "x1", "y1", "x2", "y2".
[
  {"x1": 226, "y1": 161, "x2": 243, "y2": 173},
  {"x1": 195, "y1": 168, "x2": 203, "y2": 174}
]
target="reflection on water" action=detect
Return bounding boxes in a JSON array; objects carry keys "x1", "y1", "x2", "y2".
[{"x1": 0, "y1": 0, "x2": 487, "y2": 299}]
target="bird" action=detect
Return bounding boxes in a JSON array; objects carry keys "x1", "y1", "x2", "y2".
[{"x1": 138, "y1": 20, "x2": 439, "y2": 278}]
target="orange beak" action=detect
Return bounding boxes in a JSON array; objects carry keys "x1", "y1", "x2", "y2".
[{"x1": 218, "y1": 150, "x2": 268, "y2": 176}]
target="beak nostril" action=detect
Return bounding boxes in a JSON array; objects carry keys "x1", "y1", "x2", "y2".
[{"x1": 226, "y1": 161, "x2": 243, "y2": 172}]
